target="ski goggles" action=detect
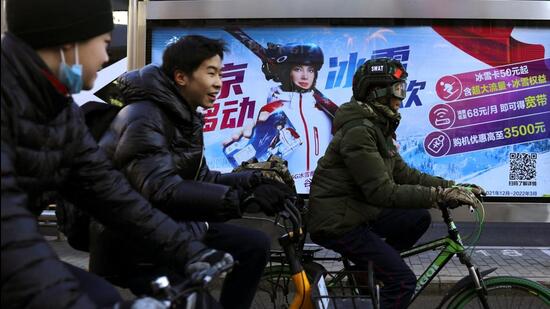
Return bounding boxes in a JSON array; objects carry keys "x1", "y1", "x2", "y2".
[{"x1": 391, "y1": 81, "x2": 407, "y2": 100}]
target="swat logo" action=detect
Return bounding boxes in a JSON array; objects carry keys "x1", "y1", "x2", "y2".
[{"x1": 370, "y1": 65, "x2": 385, "y2": 73}]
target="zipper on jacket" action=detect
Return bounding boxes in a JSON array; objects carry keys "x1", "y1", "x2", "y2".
[
  {"x1": 194, "y1": 149, "x2": 204, "y2": 181},
  {"x1": 298, "y1": 94, "x2": 310, "y2": 170},
  {"x1": 314, "y1": 127, "x2": 319, "y2": 155},
  {"x1": 193, "y1": 149, "x2": 209, "y2": 230}
]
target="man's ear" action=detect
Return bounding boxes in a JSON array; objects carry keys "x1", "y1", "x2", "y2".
[
  {"x1": 60, "y1": 43, "x2": 74, "y2": 52},
  {"x1": 59, "y1": 43, "x2": 76, "y2": 64},
  {"x1": 174, "y1": 70, "x2": 188, "y2": 87}
]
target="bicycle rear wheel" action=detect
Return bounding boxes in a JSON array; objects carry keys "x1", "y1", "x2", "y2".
[{"x1": 445, "y1": 276, "x2": 550, "y2": 309}]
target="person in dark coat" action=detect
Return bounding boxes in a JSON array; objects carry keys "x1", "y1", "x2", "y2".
[
  {"x1": 307, "y1": 58, "x2": 485, "y2": 309},
  {"x1": 90, "y1": 35, "x2": 293, "y2": 309},
  {"x1": 1, "y1": 1, "x2": 231, "y2": 308}
]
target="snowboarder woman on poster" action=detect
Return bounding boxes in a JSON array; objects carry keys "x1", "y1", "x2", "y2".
[{"x1": 225, "y1": 42, "x2": 338, "y2": 190}]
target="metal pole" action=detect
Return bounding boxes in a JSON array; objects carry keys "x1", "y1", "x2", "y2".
[
  {"x1": 127, "y1": 0, "x2": 138, "y2": 70},
  {"x1": 1, "y1": 0, "x2": 7, "y2": 34}
]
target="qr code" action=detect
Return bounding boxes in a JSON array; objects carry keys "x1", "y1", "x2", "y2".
[{"x1": 509, "y1": 153, "x2": 537, "y2": 181}]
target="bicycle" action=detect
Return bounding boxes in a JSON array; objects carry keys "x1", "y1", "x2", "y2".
[
  {"x1": 253, "y1": 198, "x2": 550, "y2": 308},
  {"x1": 249, "y1": 198, "x2": 316, "y2": 308},
  {"x1": 310, "y1": 201, "x2": 550, "y2": 308},
  {"x1": 250, "y1": 199, "x2": 378, "y2": 309}
]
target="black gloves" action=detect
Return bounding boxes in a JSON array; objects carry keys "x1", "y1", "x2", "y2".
[
  {"x1": 216, "y1": 170, "x2": 262, "y2": 189},
  {"x1": 245, "y1": 179, "x2": 295, "y2": 216},
  {"x1": 455, "y1": 183, "x2": 486, "y2": 199},
  {"x1": 434, "y1": 186, "x2": 483, "y2": 209},
  {"x1": 186, "y1": 249, "x2": 234, "y2": 284}
]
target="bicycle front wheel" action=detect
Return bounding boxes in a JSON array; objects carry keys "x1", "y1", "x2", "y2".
[
  {"x1": 252, "y1": 261, "x2": 326, "y2": 309},
  {"x1": 252, "y1": 264, "x2": 292, "y2": 309},
  {"x1": 446, "y1": 276, "x2": 550, "y2": 309}
]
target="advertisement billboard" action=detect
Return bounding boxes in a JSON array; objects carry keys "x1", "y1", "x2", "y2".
[{"x1": 148, "y1": 25, "x2": 550, "y2": 197}]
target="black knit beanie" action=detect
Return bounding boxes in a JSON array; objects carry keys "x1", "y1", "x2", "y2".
[{"x1": 6, "y1": 0, "x2": 114, "y2": 49}]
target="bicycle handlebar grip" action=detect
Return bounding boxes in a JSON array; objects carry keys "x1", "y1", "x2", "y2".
[
  {"x1": 438, "y1": 201, "x2": 468, "y2": 210},
  {"x1": 436, "y1": 186, "x2": 482, "y2": 210}
]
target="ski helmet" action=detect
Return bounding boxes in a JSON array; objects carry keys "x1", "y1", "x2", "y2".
[
  {"x1": 262, "y1": 42, "x2": 324, "y2": 89},
  {"x1": 274, "y1": 43, "x2": 324, "y2": 69},
  {"x1": 352, "y1": 58, "x2": 408, "y2": 102}
]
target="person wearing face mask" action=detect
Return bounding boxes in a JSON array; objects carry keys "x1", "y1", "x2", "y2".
[
  {"x1": 306, "y1": 58, "x2": 486, "y2": 309},
  {"x1": 1, "y1": 1, "x2": 233, "y2": 308},
  {"x1": 224, "y1": 43, "x2": 338, "y2": 191}
]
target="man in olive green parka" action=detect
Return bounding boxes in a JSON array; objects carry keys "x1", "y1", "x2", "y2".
[{"x1": 307, "y1": 58, "x2": 484, "y2": 309}]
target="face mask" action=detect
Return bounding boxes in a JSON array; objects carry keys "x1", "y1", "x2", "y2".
[{"x1": 58, "y1": 44, "x2": 83, "y2": 94}]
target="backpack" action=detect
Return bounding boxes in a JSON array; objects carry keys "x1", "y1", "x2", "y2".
[
  {"x1": 56, "y1": 101, "x2": 122, "y2": 252},
  {"x1": 232, "y1": 155, "x2": 297, "y2": 194}
]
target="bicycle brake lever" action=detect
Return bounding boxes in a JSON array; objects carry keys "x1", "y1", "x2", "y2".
[
  {"x1": 218, "y1": 260, "x2": 237, "y2": 274},
  {"x1": 283, "y1": 201, "x2": 301, "y2": 235},
  {"x1": 202, "y1": 260, "x2": 237, "y2": 285},
  {"x1": 285, "y1": 198, "x2": 302, "y2": 227},
  {"x1": 278, "y1": 210, "x2": 291, "y2": 219}
]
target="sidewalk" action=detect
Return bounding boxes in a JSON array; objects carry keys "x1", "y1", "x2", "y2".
[{"x1": 48, "y1": 235, "x2": 550, "y2": 289}]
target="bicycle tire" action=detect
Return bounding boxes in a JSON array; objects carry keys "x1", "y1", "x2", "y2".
[
  {"x1": 252, "y1": 265, "x2": 292, "y2": 309},
  {"x1": 252, "y1": 262, "x2": 327, "y2": 308},
  {"x1": 444, "y1": 276, "x2": 550, "y2": 309}
]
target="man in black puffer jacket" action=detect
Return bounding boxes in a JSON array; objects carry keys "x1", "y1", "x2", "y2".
[
  {"x1": 1, "y1": 1, "x2": 231, "y2": 308},
  {"x1": 90, "y1": 35, "x2": 292, "y2": 309}
]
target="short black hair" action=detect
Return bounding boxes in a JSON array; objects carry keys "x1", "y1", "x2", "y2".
[{"x1": 161, "y1": 35, "x2": 227, "y2": 79}]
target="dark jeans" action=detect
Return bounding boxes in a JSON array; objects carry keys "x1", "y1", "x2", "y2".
[
  {"x1": 122, "y1": 223, "x2": 270, "y2": 309},
  {"x1": 203, "y1": 223, "x2": 271, "y2": 309},
  {"x1": 312, "y1": 209, "x2": 431, "y2": 309},
  {"x1": 64, "y1": 262, "x2": 122, "y2": 307}
]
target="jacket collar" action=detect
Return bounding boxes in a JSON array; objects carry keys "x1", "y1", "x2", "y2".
[
  {"x1": 334, "y1": 97, "x2": 398, "y2": 136},
  {"x1": 1, "y1": 33, "x2": 72, "y2": 118},
  {"x1": 117, "y1": 64, "x2": 195, "y2": 124}
]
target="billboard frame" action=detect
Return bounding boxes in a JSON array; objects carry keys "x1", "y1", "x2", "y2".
[{"x1": 127, "y1": 0, "x2": 550, "y2": 218}]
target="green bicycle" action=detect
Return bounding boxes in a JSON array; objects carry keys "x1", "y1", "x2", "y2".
[
  {"x1": 253, "y1": 200, "x2": 550, "y2": 308},
  {"x1": 324, "y1": 201, "x2": 550, "y2": 308}
]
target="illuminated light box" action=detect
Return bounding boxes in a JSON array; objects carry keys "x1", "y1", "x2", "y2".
[{"x1": 143, "y1": 16, "x2": 549, "y2": 198}]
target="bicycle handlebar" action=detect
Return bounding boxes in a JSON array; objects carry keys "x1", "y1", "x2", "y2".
[
  {"x1": 188, "y1": 260, "x2": 235, "y2": 286},
  {"x1": 150, "y1": 261, "x2": 236, "y2": 308},
  {"x1": 275, "y1": 196, "x2": 304, "y2": 238},
  {"x1": 438, "y1": 191, "x2": 484, "y2": 211},
  {"x1": 438, "y1": 202, "x2": 476, "y2": 211}
]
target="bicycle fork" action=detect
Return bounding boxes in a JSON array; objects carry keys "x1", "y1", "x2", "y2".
[
  {"x1": 459, "y1": 252, "x2": 490, "y2": 308},
  {"x1": 280, "y1": 234, "x2": 314, "y2": 309}
]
